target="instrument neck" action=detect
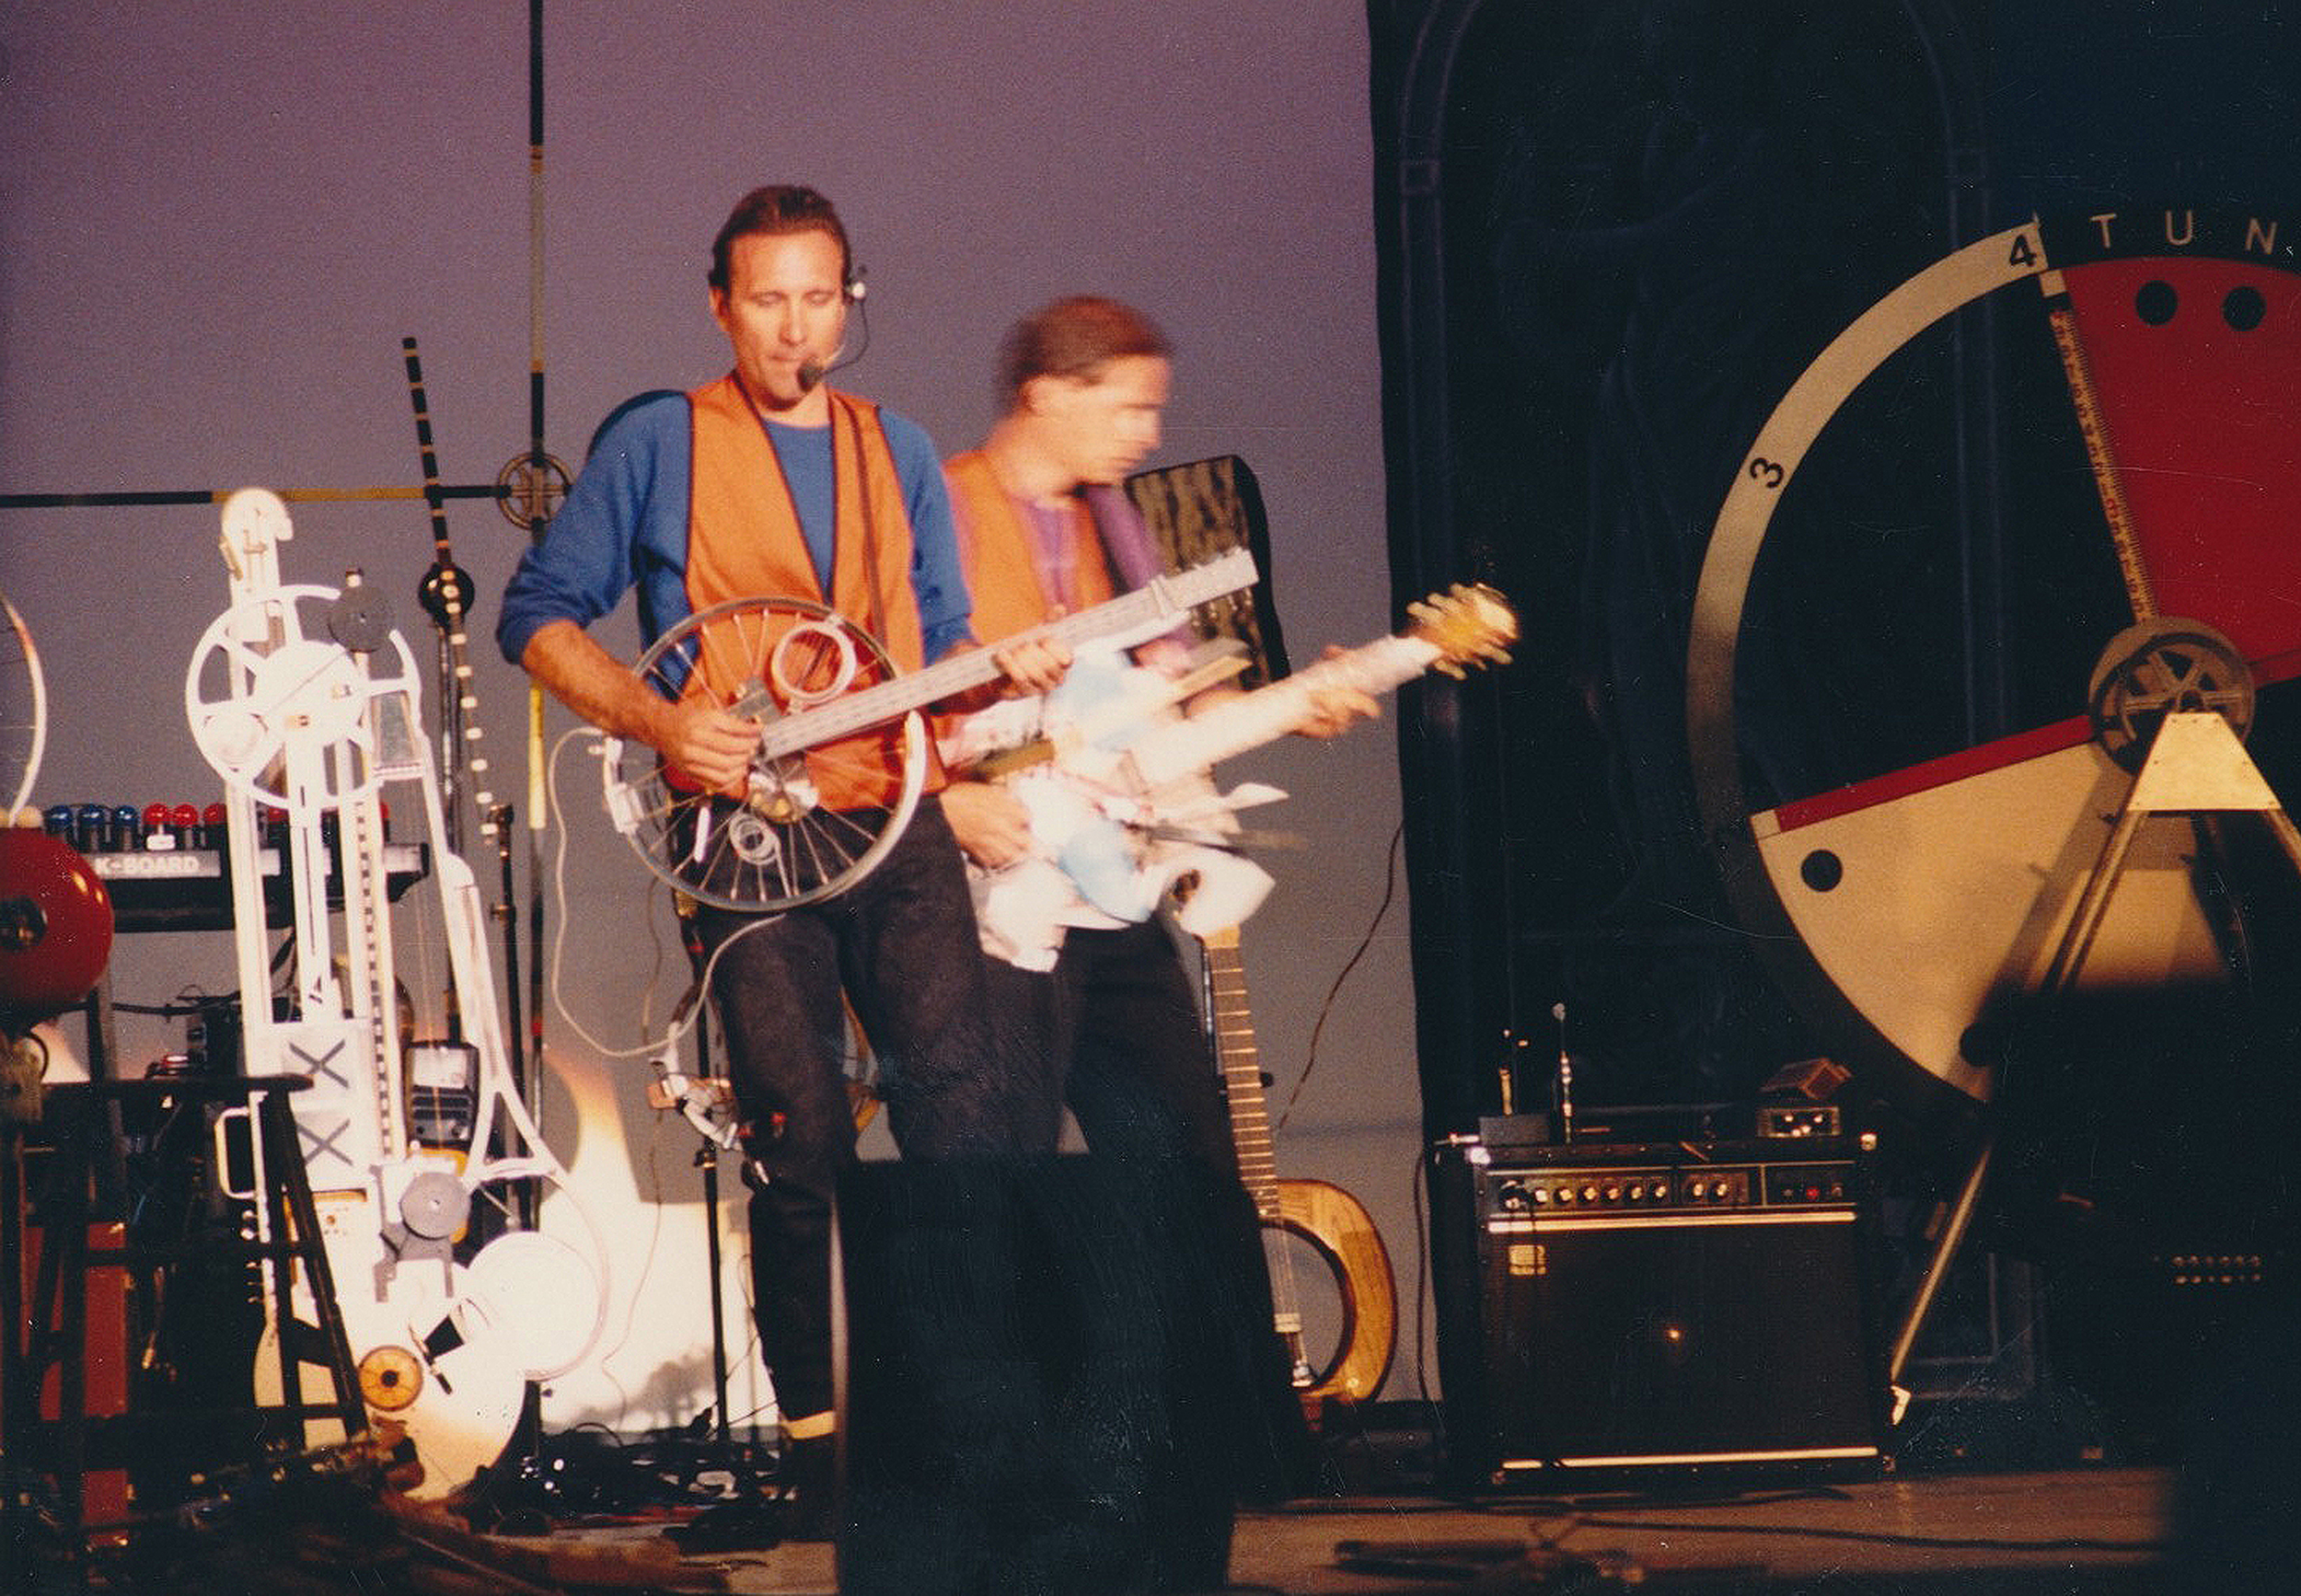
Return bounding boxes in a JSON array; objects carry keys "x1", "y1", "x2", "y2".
[
  {"x1": 1204, "y1": 933, "x2": 1283, "y2": 1220},
  {"x1": 1133, "y1": 633, "x2": 1437, "y2": 787},
  {"x1": 756, "y1": 549, "x2": 1253, "y2": 761}
]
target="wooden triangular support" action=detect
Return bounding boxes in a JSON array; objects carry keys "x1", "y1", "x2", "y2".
[
  {"x1": 2127, "y1": 708, "x2": 2293, "y2": 818},
  {"x1": 2043, "y1": 711, "x2": 2301, "y2": 995},
  {"x1": 1889, "y1": 711, "x2": 2301, "y2": 1400}
]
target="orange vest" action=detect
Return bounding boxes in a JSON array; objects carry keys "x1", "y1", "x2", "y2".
[
  {"x1": 687, "y1": 375, "x2": 932, "y2": 809},
  {"x1": 943, "y1": 449, "x2": 1116, "y2": 643}
]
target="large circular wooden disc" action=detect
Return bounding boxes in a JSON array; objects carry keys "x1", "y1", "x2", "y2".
[{"x1": 1688, "y1": 211, "x2": 2301, "y2": 1130}]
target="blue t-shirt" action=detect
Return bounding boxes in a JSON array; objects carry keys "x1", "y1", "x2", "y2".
[{"x1": 496, "y1": 388, "x2": 974, "y2": 668}]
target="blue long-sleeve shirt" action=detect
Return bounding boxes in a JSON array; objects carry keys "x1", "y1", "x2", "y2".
[{"x1": 496, "y1": 387, "x2": 975, "y2": 670}]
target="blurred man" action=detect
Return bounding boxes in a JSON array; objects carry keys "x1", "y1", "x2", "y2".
[{"x1": 941, "y1": 295, "x2": 1373, "y2": 1497}]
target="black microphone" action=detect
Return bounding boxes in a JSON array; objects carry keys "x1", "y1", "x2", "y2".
[{"x1": 797, "y1": 358, "x2": 827, "y2": 392}]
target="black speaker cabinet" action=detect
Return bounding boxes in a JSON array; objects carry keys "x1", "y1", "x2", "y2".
[{"x1": 1432, "y1": 1129, "x2": 1887, "y2": 1484}]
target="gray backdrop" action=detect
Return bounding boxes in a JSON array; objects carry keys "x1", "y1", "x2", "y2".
[{"x1": 0, "y1": 2, "x2": 1425, "y2": 1424}]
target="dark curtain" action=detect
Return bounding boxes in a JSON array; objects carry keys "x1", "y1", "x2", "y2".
[{"x1": 1374, "y1": 0, "x2": 2301, "y2": 1138}]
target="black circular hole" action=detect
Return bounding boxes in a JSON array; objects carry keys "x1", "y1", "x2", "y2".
[
  {"x1": 2135, "y1": 280, "x2": 2179, "y2": 325},
  {"x1": 2225, "y1": 284, "x2": 2267, "y2": 331},
  {"x1": 1799, "y1": 849, "x2": 1844, "y2": 892}
]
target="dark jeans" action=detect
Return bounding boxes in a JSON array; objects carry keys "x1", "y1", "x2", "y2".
[
  {"x1": 694, "y1": 796, "x2": 1037, "y2": 1420},
  {"x1": 982, "y1": 920, "x2": 1240, "y2": 1178}
]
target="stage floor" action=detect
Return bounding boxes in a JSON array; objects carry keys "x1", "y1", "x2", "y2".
[
  {"x1": 355, "y1": 1462, "x2": 2172, "y2": 1596},
  {"x1": 23, "y1": 1405, "x2": 2189, "y2": 1595}
]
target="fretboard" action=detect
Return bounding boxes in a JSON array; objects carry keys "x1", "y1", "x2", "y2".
[
  {"x1": 1205, "y1": 931, "x2": 1284, "y2": 1223},
  {"x1": 753, "y1": 547, "x2": 1255, "y2": 761},
  {"x1": 1127, "y1": 632, "x2": 1440, "y2": 789}
]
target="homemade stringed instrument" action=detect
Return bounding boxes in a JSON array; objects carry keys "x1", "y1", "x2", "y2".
[
  {"x1": 187, "y1": 490, "x2": 606, "y2": 1499},
  {"x1": 598, "y1": 547, "x2": 1258, "y2": 914},
  {"x1": 1201, "y1": 924, "x2": 1394, "y2": 1421}
]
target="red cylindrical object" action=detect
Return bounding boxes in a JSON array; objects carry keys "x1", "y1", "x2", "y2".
[{"x1": 0, "y1": 829, "x2": 115, "y2": 1026}]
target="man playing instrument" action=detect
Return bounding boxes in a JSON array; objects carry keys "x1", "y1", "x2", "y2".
[
  {"x1": 499, "y1": 185, "x2": 1063, "y2": 1538},
  {"x1": 940, "y1": 295, "x2": 1375, "y2": 1495}
]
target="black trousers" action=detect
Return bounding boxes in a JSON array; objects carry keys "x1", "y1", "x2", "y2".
[
  {"x1": 982, "y1": 920, "x2": 1237, "y2": 1175},
  {"x1": 694, "y1": 796, "x2": 1041, "y2": 1420},
  {"x1": 982, "y1": 919, "x2": 1307, "y2": 1500}
]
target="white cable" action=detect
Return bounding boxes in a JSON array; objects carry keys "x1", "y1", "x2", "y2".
[{"x1": 542, "y1": 725, "x2": 776, "y2": 1062}]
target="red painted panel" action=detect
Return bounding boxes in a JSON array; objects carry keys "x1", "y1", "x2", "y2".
[{"x1": 2061, "y1": 256, "x2": 2301, "y2": 662}]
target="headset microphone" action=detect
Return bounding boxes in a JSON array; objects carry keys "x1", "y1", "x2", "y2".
[{"x1": 798, "y1": 265, "x2": 868, "y2": 392}]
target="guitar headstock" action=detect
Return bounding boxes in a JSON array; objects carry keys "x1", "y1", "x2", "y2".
[{"x1": 1405, "y1": 584, "x2": 1517, "y2": 677}]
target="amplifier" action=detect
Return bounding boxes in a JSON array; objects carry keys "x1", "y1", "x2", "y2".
[{"x1": 1431, "y1": 1134, "x2": 1887, "y2": 1484}]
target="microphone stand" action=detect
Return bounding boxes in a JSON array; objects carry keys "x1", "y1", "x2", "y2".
[
  {"x1": 1552, "y1": 1001, "x2": 1575, "y2": 1143},
  {"x1": 693, "y1": 995, "x2": 734, "y2": 1449},
  {"x1": 672, "y1": 910, "x2": 738, "y2": 1450}
]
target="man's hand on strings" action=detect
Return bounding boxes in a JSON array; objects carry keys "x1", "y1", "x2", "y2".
[
  {"x1": 662, "y1": 697, "x2": 761, "y2": 794},
  {"x1": 994, "y1": 633, "x2": 1072, "y2": 697}
]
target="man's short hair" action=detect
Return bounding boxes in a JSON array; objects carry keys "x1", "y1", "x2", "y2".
[
  {"x1": 998, "y1": 295, "x2": 1171, "y2": 412},
  {"x1": 708, "y1": 185, "x2": 853, "y2": 293}
]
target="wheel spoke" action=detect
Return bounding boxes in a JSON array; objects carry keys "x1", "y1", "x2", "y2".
[{"x1": 606, "y1": 597, "x2": 923, "y2": 913}]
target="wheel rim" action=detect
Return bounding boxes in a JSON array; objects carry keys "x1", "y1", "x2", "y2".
[
  {"x1": 0, "y1": 596, "x2": 48, "y2": 820},
  {"x1": 601, "y1": 595, "x2": 925, "y2": 914}
]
